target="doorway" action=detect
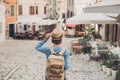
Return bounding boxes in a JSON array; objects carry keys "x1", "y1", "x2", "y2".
[
  {"x1": 32, "y1": 25, "x2": 35, "y2": 35},
  {"x1": 105, "y1": 24, "x2": 109, "y2": 41},
  {"x1": 9, "y1": 24, "x2": 15, "y2": 38}
]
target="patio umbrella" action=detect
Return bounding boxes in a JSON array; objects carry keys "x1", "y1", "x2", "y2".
[
  {"x1": 84, "y1": 0, "x2": 120, "y2": 13},
  {"x1": 66, "y1": 13, "x2": 117, "y2": 24},
  {"x1": 17, "y1": 16, "x2": 60, "y2": 25}
]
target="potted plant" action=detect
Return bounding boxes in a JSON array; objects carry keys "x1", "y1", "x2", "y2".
[
  {"x1": 111, "y1": 54, "x2": 120, "y2": 80},
  {"x1": 93, "y1": 33, "x2": 102, "y2": 40},
  {"x1": 112, "y1": 61, "x2": 119, "y2": 80},
  {"x1": 82, "y1": 43, "x2": 92, "y2": 61},
  {"x1": 78, "y1": 27, "x2": 94, "y2": 45},
  {"x1": 105, "y1": 60, "x2": 112, "y2": 76},
  {"x1": 101, "y1": 60, "x2": 107, "y2": 73},
  {"x1": 100, "y1": 52, "x2": 112, "y2": 73},
  {"x1": 78, "y1": 27, "x2": 93, "y2": 61},
  {"x1": 105, "y1": 52, "x2": 116, "y2": 76},
  {"x1": 115, "y1": 71, "x2": 120, "y2": 80}
]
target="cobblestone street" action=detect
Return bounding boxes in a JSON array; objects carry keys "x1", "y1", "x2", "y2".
[{"x1": 0, "y1": 37, "x2": 113, "y2": 80}]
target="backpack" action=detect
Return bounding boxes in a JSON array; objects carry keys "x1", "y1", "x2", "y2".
[{"x1": 46, "y1": 47, "x2": 66, "y2": 80}]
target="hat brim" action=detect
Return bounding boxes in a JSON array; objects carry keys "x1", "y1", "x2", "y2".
[{"x1": 52, "y1": 34, "x2": 63, "y2": 40}]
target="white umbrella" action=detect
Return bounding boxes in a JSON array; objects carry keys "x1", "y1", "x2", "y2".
[
  {"x1": 84, "y1": 0, "x2": 120, "y2": 13},
  {"x1": 17, "y1": 16, "x2": 42, "y2": 24},
  {"x1": 66, "y1": 13, "x2": 117, "y2": 24},
  {"x1": 17, "y1": 16, "x2": 60, "y2": 25}
]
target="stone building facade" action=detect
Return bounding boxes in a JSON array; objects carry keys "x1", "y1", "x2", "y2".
[
  {"x1": 5, "y1": 0, "x2": 17, "y2": 39},
  {"x1": 0, "y1": 0, "x2": 5, "y2": 41}
]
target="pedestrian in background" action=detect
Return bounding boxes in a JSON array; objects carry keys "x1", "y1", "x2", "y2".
[{"x1": 62, "y1": 19, "x2": 67, "y2": 31}]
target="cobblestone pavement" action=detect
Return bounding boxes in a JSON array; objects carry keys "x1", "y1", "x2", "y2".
[
  {"x1": 0, "y1": 37, "x2": 113, "y2": 80},
  {"x1": 0, "y1": 40, "x2": 38, "y2": 80}
]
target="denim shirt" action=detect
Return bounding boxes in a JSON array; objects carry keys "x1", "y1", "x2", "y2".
[{"x1": 35, "y1": 40, "x2": 71, "y2": 70}]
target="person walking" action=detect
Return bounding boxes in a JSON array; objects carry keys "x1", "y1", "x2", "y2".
[
  {"x1": 35, "y1": 28, "x2": 71, "y2": 80},
  {"x1": 62, "y1": 19, "x2": 67, "y2": 31}
]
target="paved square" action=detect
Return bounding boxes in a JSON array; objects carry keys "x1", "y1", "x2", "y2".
[{"x1": 0, "y1": 37, "x2": 112, "y2": 80}]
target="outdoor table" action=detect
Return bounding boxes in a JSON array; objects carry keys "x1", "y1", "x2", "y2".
[
  {"x1": 70, "y1": 40, "x2": 83, "y2": 54},
  {"x1": 38, "y1": 32, "x2": 45, "y2": 40}
]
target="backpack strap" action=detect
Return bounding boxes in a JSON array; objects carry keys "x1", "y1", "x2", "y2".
[
  {"x1": 50, "y1": 47, "x2": 66, "y2": 55},
  {"x1": 50, "y1": 47, "x2": 56, "y2": 55},
  {"x1": 58, "y1": 47, "x2": 66, "y2": 55}
]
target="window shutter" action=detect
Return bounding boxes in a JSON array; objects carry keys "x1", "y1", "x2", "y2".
[
  {"x1": 36, "y1": 6, "x2": 38, "y2": 15},
  {"x1": 19, "y1": 5, "x2": 22, "y2": 15},
  {"x1": 11, "y1": 5, "x2": 14, "y2": 16},
  {"x1": 44, "y1": 6, "x2": 46, "y2": 14}
]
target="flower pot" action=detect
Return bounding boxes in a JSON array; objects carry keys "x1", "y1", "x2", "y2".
[
  {"x1": 84, "y1": 53, "x2": 90, "y2": 61},
  {"x1": 115, "y1": 71, "x2": 120, "y2": 80},
  {"x1": 100, "y1": 65, "x2": 103, "y2": 71},
  {"x1": 81, "y1": 53, "x2": 84, "y2": 59},
  {"x1": 102, "y1": 65, "x2": 106, "y2": 73},
  {"x1": 111, "y1": 70, "x2": 117, "y2": 80},
  {"x1": 106, "y1": 67, "x2": 111, "y2": 76}
]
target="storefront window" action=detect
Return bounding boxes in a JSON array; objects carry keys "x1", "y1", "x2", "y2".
[{"x1": 0, "y1": 23, "x2": 2, "y2": 33}]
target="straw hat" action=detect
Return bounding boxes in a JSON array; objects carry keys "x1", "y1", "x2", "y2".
[{"x1": 51, "y1": 28, "x2": 63, "y2": 40}]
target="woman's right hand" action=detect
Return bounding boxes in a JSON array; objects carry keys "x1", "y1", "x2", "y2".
[{"x1": 44, "y1": 33, "x2": 51, "y2": 40}]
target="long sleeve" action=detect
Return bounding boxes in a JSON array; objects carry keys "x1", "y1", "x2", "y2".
[
  {"x1": 35, "y1": 40, "x2": 50, "y2": 55},
  {"x1": 64, "y1": 50, "x2": 71, "y2": 70}
]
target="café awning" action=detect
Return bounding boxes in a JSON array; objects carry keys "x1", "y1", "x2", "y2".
[
  {"x1": 65, "y1": 24, "x2": 77, "y2": 27},
  {"x1": 84, "y1": 0, "x2": 120, "y2": 13},
  {"x1": 17, "y1": 16, "x2": 60, "y2": 25},
  {"x1": 66, "y1": 13, "x2": 117, "y2": 24}
]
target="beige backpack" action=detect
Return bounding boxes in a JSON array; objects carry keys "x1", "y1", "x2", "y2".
[{"x1": 46, "y1": 47, "x2": 66, "y2": 80}]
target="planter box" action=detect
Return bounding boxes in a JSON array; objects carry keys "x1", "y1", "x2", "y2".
[
  {"x1": 111, "y1": 70, "x2": 117, "y2": 80},
  {"x1": 84, "y1": 54, "x2": 91, "y2": 61},
  {"x1": 106, "y1": 67, "x2": 112, "y2": 76},
  {"x1": 102, "y1": 65, "x2": 106, "y2": 73}
]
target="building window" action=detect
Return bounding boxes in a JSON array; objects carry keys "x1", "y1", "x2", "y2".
[
  {"x1": 36, "y1": 6, "x2": 38, "y2": 15},
  {"x1": 67, "y1": 10, "x2": 70, "y2": 18},
  {"x1": 44, "y1": 6, "x2": 46, "y2": 14},
  {"x1": 71, "y1": 12, "x2": 73, "y2": 17},
  {"x1": 11, "y1": 5, "x2": 14, "y2": 16},
  {"x1": 18, "y1": 5, "x2": 22, "y2": 15},
  {"x1": 24, "y1": 25, "x2": 27, "y2": 31},
  {"x1": 0, "y1": 23, "x2": 2, "y2": 33},
  {"x1": 29, "y1": 6, "x2": 34, "y2": 15},
  {"x1": 62, "y1": 13, "x2": 65, "y2": 18},
  {"x1": 28, "y1": 25, "x2": 30, "y2": 28}
]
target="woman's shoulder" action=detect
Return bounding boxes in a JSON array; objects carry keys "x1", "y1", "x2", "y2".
[{"x1": 63, "y1": 49, "x2": 70, "y2": 56}]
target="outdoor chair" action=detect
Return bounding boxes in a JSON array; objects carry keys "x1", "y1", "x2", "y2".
[
  {"x1": 19, "y1": 33, "x2": 26, "y2": 40},
  {"x1": 37, "y1": 34, "x2": 44, "y2": 40},
  {"x1": 14, "y1": 33, "x2": 20, "y2": 39},
  {"x1": 27, "y1": 33, "x2": 34, "y2": 40}
]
